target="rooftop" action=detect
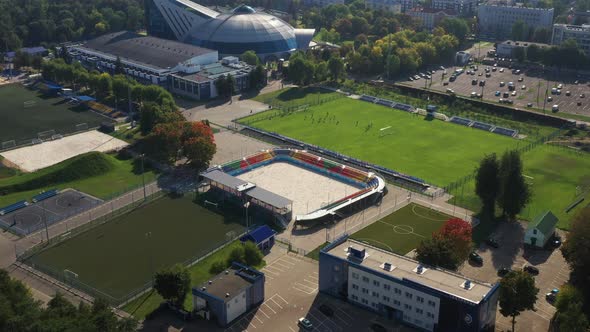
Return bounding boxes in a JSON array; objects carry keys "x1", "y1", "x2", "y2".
[
  {"x1": 174, "y1": 62, "x2": 252, "y2": 82},
  {"x1": 247, "y1": 186, "x2": 292, "y2": 209},
  {"x1": 202, "y1": 169, "x2": 252, "y2": 190},
  {"x1": 195, "y1": 264, "x2": 263, "y2": 302},
  {"x1": 77, "y1": 31, "x2": 216, "y2": 70},
  {"x1": 326, "y1": 239, "x2": 495, "y2": 304},
  {"x1": 527, "y1": 210, "x2": 558, "y2": 237}
]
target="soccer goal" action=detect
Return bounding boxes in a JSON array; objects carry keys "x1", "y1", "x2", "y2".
[
  {"x1": 38, "y1": 130, "x2": 56, "y2": 141},
  {"x1": 23, "y1": 100, "x2": 37, "y2": 108},
  {"x1": 204, "y1": 200, "x2": 219, "y2": 209},
  {"x1": 379, "y1": 126, "x2": 393, "y2": 138},
  {"x1": 64, "y1": 269, "x2": 79, "y2": 280}
]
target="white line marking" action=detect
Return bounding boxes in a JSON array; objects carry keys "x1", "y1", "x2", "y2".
[
  {"x1": 303, "y1": 278, "x2": 318, "y2": 285},
  {"x1": 278, "y1": 258, "x2": 295, "y2": 265},
  {"x1": 294, "y1": 282, "x2": 316, "y2": 291},
  {"x1": 334, "y1": 306, "x2": 353, "y2": 320},
  {"x1": 263, "y1": 302, "x2": 277, "y2": 314},
  {"x1": 275, "y1": 293, "x2": 289, "y2": 305},
  {"x1": 264, "y1": 265, "x2": 286, "y2": 273},
  {"x1": 273, "y1": 262, "x2": 292, "y2": 269},
  {"x1": 270, "y1": 297, "x2": 283, "y2": 310},
  {"x1": 258, "y1": 308, "x2": 271, "y2": 319},
  {"x1": 289, "y1": 327, "x2": 296, "y2": 332},
  {"x1": 254, "y1": 315, "x2": 264, "y2": 324},
  {"x1": 293, "y1": 285, "x2": 315, "y2": 294},
  {"x1": 264, "y1": 274, "x2": 274, "y2": 280},
  {"x1": 261, "y1": 268, "x2": 280, "y2": 276}
]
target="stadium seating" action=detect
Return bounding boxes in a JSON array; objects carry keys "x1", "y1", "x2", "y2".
[
  {"x1": 246, "y1": 151, "x2": 274, "y2": 165},
  {"x1": 32, "y1": 189, "x2": 59, "y2": 203},
  {"x1": 450, "y1": 116, "x2": 473, "y2": 127},
  {"x1": 471, "y1": 121, "x2": 494, "y2": 131},
  {"x1": 221, "y1": 160, "x2": 241, "y2": 173},
  {"x1": 0, "y1": 200, "x2": 29, "y2": 216},
  {"x1": 376, "y1": 99, "x2": 394, "y2": 107},
  {"x1": 360, "y1": 95, "x2": 377, "y2": 103},
  {"x1": 492, "y1": 127, "x2": 518, "y2": 137},
  {"x1": 393, "y1": 103, "x2": 414, "y2": 112}
]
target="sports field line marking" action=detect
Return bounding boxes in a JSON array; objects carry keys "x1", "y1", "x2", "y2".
[
  {"x1": 356, "y1": 238, "x2": 394, "y2": 252},
  {"x1": 411, "y1": 204, "x2": 448, "y2": 222}
]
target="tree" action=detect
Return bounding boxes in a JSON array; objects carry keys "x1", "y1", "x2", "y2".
[
  {"x1": 139, "y1": 102, "x2": 183, "y2": 135},
  {"x1": 227, "y1": 246, "x2": 246, "y2": 266},
  {"x1": 552, "y1": 285, "x2": 589, "y2": 332},
  {"x1": 440, "y1": 18, "x2": 470, "y2": 43},
  {"x1": 153, "y1": 264, "x2": 191, "y2": 308},
  {"x1": 497, "y1": 151, "x2": 531, "y2": 219},
  {"x1": 249, "y1": 64, "x2": 266, "y2": 89},
  {"x1": 243, "y1": 241, "x2": 264, "y2": 266},
  {"x1": 149, "y1": 121, "x2": 184, "y2": 163},
  {"x1": 436, "y1": 218, "x2": 472, "y2": 260},
  {"x1": 114, "y1": 56, "x2": 124, "y2": 75},
  {"x1": 475, "y1": 154, "x2": 500, "y2": 214},
  {"x1": 182, "y1": 121, "x2": 216, "y2": 170},
  {"x1": 112, "y1": 75, "x2": 130, "y2": 111},
  {"x1": 416, "y1": 237, "x2": 461, "y2": 270},
  {"x1": 240, "y1": 50, "x2": 259, "y2": 66},
  {"x1": 499, "y1": 270, "x2": 539, "y2": 332},
  {"x1": 314, "y1": 61, "x2": 329, "y2": 82},
  {"x1": 512, "y1": 20, "x2": 528, "y2": 41},
  {"x1": 327, "y1": 55, "x2": 345, "y2": 81},
  {"x1": 215, "y1": 74, "x2": 235, "y2": 98},
  {"x1": 561, "y1": 207, "x2": 590, "y2": 297},
  {"x1": 513, "y1": 47, "x2": 526, "y2": 63},
  {"x1": 385, "y1": 54, "x2": 400, "y2": 79}
]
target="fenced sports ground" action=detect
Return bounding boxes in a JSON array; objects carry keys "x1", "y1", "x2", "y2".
[
  {"x1": 0, "y1": 84, "x2": 107, "y2": 147},
  {"x1": 22, "y1": 194, "x2": 246, "y2": 303},
  {"x1": 350, "y1": 203, "x2": 450, "y2": 255}
]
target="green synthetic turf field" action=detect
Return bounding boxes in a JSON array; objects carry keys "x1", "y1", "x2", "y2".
[
  {"x1": 453, "y1": 145, "x2": 590, "y2": 229},
  {"x1": 0, "y1": 84, "x2": 106, "y2": 143},
  {"x1": 351, "y1": 203, "x2": 451, "y2": 255},
  {"x1": 25, "y1": 195, "x2": 245, "y2": 300},
  {"x1": 241, "y1": 97, "x2": 519, "y2": 186}
]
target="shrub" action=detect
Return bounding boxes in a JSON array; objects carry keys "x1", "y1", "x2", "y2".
[
  {"x1": 226, "y1": 246, "x2": 246, "y2": 266},
  {"x1": 209, "y1": 261, "x2": 227, "y2": 275},
  {"x1": 243, "y1": 241, "x2": 263, "y2": 266}
]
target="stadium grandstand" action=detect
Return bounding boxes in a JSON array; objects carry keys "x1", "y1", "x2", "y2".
[
  {"x1": 449, "y1": 116, "x2": 519, "y2": 137},
  {"x1": 201, "y1": 148, "x2": 385, "y2": 227}
]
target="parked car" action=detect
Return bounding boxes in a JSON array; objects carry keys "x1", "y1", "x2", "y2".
[
  {"x1": 408, "y1": 76, "x2": 414, "y2": 81},
  {"x1": 499, "y1": 81, "x2": 505, "y2": 87},
  {"x1": 486, "y1": 72, "x2": 491, "y2": 78},
  {"x1": 546, "y1": 289, "x2": 559, "y2": 304},
  {"x1": 521, "y1": 85, "x2": 526, "y2": 90},
  {"x1": 527, "y1": 103, "x2": 533, "y2": 107},
  {"x1": 414, "y1": 75, "x2": 420, "y2": 80},
  {"x1": 566, "y1": 91, "x2": 571, "y2": 96},
  {"x1": 486, "y1": 238, "x2": 499, "y2": 248},
  {"x1": 557, "y1": 83, "x2": 563, "y2": 89},
  {"x1": 511, "y1": 91, "x2": 517, "y2": 96},
  {"x1": 518, "y1": 76, "x2": 524, "y2": 82},
  {"x1": 547, "y1": 96, "x2": 553, "y2": 102},
  {"x1": 498, "y1": 267, "x2": 511, "y2": 277},
  {"x1": 479, "y1": 80, "x2": 485, "y2": 86},
  {"x1": 472, "y1": 79, "x2": 478, "y2": 85},
  {"x1": 499, "y1": 68, "x2": 504, "y2": 72},
  {"x1": 443, "y1": 81, "x2": 449, "y2": 86},
  {"x1": 524, "y1": 265, "x2": 539, "y2": 275},
  {"x1": 552, "y1": 104, "x2": 559, "y2": 112},
  {"x1": 503, "y1": 92, "x2": 510, "y2": 98},
  {"x1": 298, "y1": 317, "x2": 313, "y2": 330},
  {"x1": 495, "y1": 91, "x2": 501, "y2": 96},
  {"x1": 469, "y1": 252, "x2": 483, "y2": 265},
  {"x1": 370, "y1": 323, "x2": 387, "y2": 332},
  {"x1": 439, "y1": 65, "x2": 445, "y2": 70},
  {"x1": 549, "y1": 234, "x2": 562, "y2": 248},
  {"x1": 551, "y1": 88, "x2": 557, "y2": 94},
  {"x1": 319, "y1": 304, "x2": 334, "y2": 317},
  {"x1": 471, "y1": 92, "x2": 477, "y2": 98},
  {"x1": 581, "y1": 93, "x2": 585, "y2": 98}
]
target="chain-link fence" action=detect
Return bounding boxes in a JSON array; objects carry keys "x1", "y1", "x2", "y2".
[{"x1": 0, "y1": 122, "x2": 100, "y2": 153}]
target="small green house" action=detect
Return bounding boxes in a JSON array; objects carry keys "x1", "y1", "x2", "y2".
[{"x1": 524, "y1": 211, "x2": 558, "y2": 248}]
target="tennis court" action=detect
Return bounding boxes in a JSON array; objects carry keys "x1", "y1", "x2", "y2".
[
  {"x1": 0, "y1": 84, "x2": 107, "y2": 146},
  {"x1": 351, "y1": 203, "x2": 451, "y2": 255},
  {"x1": 24, "y1": 194, "x2": 246, "y2": 301},
  {"x1": 0, "y1": 189, "x2": 101, "y2": 236}
]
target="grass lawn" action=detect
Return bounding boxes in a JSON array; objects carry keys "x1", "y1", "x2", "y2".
[
  {"x1": 25, "y1": 195, "x2": 246, "y2": 301},
  {"x1": 241, "y1": 97, "x2": 519, "y2": 186},
  {"x1": 251, "y1": 86, "x2": 341, "y2": 109},
  {"x1": 306, "y1": 242, "x2": 330, "y2": 261},
  {"x1": 452, "y1": 145, "x2": 590, "y2": 229},
  {"x1": 350, "y1": 203, "x2": 450, "y2": 255},
  {"x1": 0, "y1": 153, "x2": 158, "y2": 207},
  {"x1": 0, "y1": 84, "x2": 107, "y2": 143},
  {"x1": 122, "y1": 241, "x2": 265, "y2": 320}
]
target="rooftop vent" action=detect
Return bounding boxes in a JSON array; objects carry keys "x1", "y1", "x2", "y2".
[
  {"x1": 381, "y1": 262, "x2": 395, "y2": 272},
  {"x1": 347, "y1": 246, "x2": 367, "y2": 261}
]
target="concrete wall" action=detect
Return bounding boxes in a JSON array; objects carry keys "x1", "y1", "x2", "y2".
[{"x1": 226, "y1": 290, "x2": 247, "y2": 323}]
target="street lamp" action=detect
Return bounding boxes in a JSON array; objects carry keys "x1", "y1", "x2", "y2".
[{"x1": 244, "y1": 201, "x2": 250, "y2": 228}]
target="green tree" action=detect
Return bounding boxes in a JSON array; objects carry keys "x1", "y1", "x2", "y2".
[
  {"x1": 248, "y1": 64, "x2": 266, "y2": 89},
  {"x1": 314, "y1": 61, "x2": 329, "y2": 82},
  {"x1": 227, "y1": 246, "x2": 246, "y2": 266},
  {"x1": 327, "y1": 55, "x2": 345, "y2": 81},
  {"x1": 114, "y1": 56, "x2": 124, "y2": 75},
  {"x1": 209, "y1": 261, "x2": 227, "y2": 274},
  {"x1": 416, "y1": 237, "x2": 461, "y2": 270},
  {"x1": 440, "y1": 18, "x2": 470, "y2": 43},
  {"x1": 513, "y1": 47, "x2": 526, "y2": 63},
  {"x1": 552, "y1": 285, "x2": 589, "y2": 332},
  {"x1": 215, "y1": 74, "x2": 235, "y2": 98},
  {"x1": 497, "y1": 151, "x2": 531, "y2": 219},
  {"x1": 153, "y1": 264, "x2": 191, "y2": 308},
  {"x1": 243, "y1": 241, "x2": 264, "y2": 266},
  {"x1": 385, "y1": 54, "x2": 401, "y2": 79},
  {"x1": 475, "y1": 153, "x2": 500, "y2": 215},
  {"x1": 499, "y1": 270, "x2": 539, "y2": 332},
  {"x1": 112, "y1": 75, "x2": 130, "y2": 111},
  {"x1": 561, "y1": 207, "x2": 590, "y2": 297},
  {"x1": 240, "y1": 50, "x2": 259, "y2": 66},
  {"x1": 512, "y1": 20, "x2": 528, "y2": 41}
]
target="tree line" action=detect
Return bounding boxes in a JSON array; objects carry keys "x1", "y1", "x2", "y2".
[{"x1": 0, "y1": 0, "x2": 143, "y2": 50}]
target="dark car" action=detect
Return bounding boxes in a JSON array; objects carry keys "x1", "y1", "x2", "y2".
[
  {"x1": 498, "y1": 267, "x2": 511, "y2": 277},
  {"x1": 524, "y1": 265, "x2": 539, "y2": 275},
  {"x1": 370, "y1": 323, "x2": 387, "y2": 332},
  {"x1": 318, "y1": 304, "x2": 334, "y2": 317},
  {"x1": 549, "y1": 234, "x2": 562, "y2": 248},
  {"x1": 469, "y1": 252, "x2": 483, "y2": 265},
  {"x1": 486, "y1": 238, "x2": 499, "y2": 248}
]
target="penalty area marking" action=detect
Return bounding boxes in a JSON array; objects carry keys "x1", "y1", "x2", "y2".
[
  {"x1": 357, "y1": 238, "x2": 394, "y2": 252},
  {"x1": 411, "y1": 204, "x2": 448, "y2": 222}
]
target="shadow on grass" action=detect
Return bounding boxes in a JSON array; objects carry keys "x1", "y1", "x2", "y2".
[{"x1": 274, "y1": 86, "x2": 333, "y2": 102}]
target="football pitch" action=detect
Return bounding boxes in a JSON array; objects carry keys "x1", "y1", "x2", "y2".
[
  {"x1": 240, "y1": 97, "x2": 519, "y2": 187},
  {"x1": 350, "y1": 203, "x2": 450, "y2": 255},
  {"x1": 25, "y1": 195, "x2": 245, "y2": 301},
  {"x1": 0, "y1": 84, "x2": 106, "y2": 144}
]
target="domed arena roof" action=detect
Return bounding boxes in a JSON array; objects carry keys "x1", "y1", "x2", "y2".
[{"x1": 186, "y1": 5, "x2": 300, "y2": 57}]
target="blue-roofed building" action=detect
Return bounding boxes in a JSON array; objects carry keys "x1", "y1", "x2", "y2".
[
  {"x1": 240, "y1": 225, "x2": 276, "y2": 252},
  {"x1": 193, "y1": 262, "x2": 265, "y2": 327},
  {"x1": 5, "y1": 46, "x2": 48, "y2": 61}
]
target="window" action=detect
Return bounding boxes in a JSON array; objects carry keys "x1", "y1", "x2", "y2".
[
  {"x1": 362, "y1": 299, "x2": 369, "y2": 305},
  {"x1": 227, "y1": 303, "x2": 230, "y2": 308},
  {"x1": 235, "y1": 298, "x2": 239, "y2": 303},
  {"x1": 394, "y1": 300, "x2": 401, "y2": 306},
  {"x1": 352, "y1": 272, "x2": 359, "y2": 280},
  {"x1": 428, "y1": 300, "x2": 436, "y2": 307},
  {"x1": 351, "y1": 295, "x2": 358, "y2": 301},
  {"x1": 352, "y1": 284, "x2": 359, "y2": 290},
  {"x1": 371, "y1": 302, "x2": 378, "y2": 308},
  {"x1": 372, "y1": 291, "x2": 379, "y2": 297},
  {"x1": 333, "y1": 265, "x2": 340, "y2": 272},
  {"x1": 383, "y1": 296, "x2": 390, "y2": 302},
  {"x1": 404, "y1": 304, "x2": 412, "y2": 310},
  {"x1": 242, "y1": 294, "x2": 246, "y2": 298},
  {"x1": 383, "y1": 284, "x2": 391, "y2": 290},
  {"x1": 394, "y1": 288, "x2": 402, "y2": 295},
  {"x1": 416, "y1": 308, "x2": 423, "y2": 314},
  {"x1": 427, "y1": 312, "x2": 434, "y2": 318},
  {"x1": 405, "y1": 292, "x2": 413, "y2": 299},
  {"x1": 533, "y1": 229, "x2": 537, "y2": 234},
  {"x1": 373, "y1": 280, "x2": 380, "y2": 287},
  {"x1": 414, "y1": 319, "x2": 422, "y2": 325},
  {"x1": 416, "y1": 296, "x2": 424, "y2": 303},
  {"x1": 362, "y1": 276, "x2": 370, "y2": 283},
  {"x1": 362, "y1": 288, "x2": 369, "y2": 294}
]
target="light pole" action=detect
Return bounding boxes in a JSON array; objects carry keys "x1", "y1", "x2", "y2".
[{"x1": 244, "y1": 201, "x2": 250, "y2": 228}]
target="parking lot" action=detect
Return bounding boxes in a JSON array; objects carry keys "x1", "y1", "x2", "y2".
[
  {"x1": 459, "y1": 221, "x2": 570, "y2": 332},
  {"x1": 405, "y1": 64, "x2": 590, "y2": 116}
]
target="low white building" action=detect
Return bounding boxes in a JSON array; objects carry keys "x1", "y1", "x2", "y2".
[
  {"x1": 497, "y1": 40, "x2": 550, "y2": 58},
  {"x1": 524, "y1": 211, "x2": 558, "y2": 248}
]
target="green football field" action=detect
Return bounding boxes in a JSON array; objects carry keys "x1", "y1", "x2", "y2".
[
  {"x1": 241, "y1": 97, "x2": 519, "y2": 187},
  {"x1": 25, "y1": 195, "x2": 245, "y2": 301},
  {"x1": 0, "y1": 84, "x2": 106, "y2": 143},
  {"x1": 351, "y1": 203, "x2": 450, "y2": 255}
]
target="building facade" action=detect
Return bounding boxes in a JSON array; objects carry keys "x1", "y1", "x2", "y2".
[
  {"x1": 477, "y1": 5, "x2": 554, "y2": 40},
  {"x1": 552, "y1": 24, "x2": 590, "y2": 54},
  {"x1": 524, "y1": 211, "x2": 558, "y2": 248},
  {"x1": 496, "y1": 40, "x2": 550, "y2": 58},
  {"x1": 304, "y1": 0, "x2": 414, "y2": 12},
  {"x1": 319, "y1": 237, "x2": 499, "y2": 332},
  {"x1": 431, "y1": 0, "x2": 477, "y2": 15},
  {"x1": 408, "y1": 8, "x2": 457, "y2": 31},
  {"x1": 193, "y1": 262, "x2": 265, "y2": 327}
]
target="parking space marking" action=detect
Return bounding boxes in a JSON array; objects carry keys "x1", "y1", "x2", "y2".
[
  {"x1": 334, "y1": 306, "x2": 353, "y2": 320},
  {"x1": 270, "y1": 297, "x2": 284, "y2": 310},
  {"x1": 303, "y1": 278, "x2": 318, "y2": 285},
  {"x1": 289, "y1": 327, "x2": 297, "y2": 332},
  {"x1": 263, "y1": 302, "x2": 277, "y2": 314},
  {"x1": 262, "y1": 267, "x2": 281, "y2": 276},
  {"x1": 253, "y1": 314, "x2": 264, "y2": 324},
  {"x1": 277, "y1": 258, "x2": 296, "y2": 265},
  {"x1": 273, "y1": 261, "x2": 292, "y2": 269},
  {"x1": 275, "y1": 293, "x2": 289, "y2": 305},
  {"x1": 295, "y1": 282, "x2": 317, "y2": 291},
  {"x1": 264, "y1": 265, "x2": 286, "y2": 273},
  {"x1": 259, "y1": 308, "x2": 271, "y2": 319}
]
